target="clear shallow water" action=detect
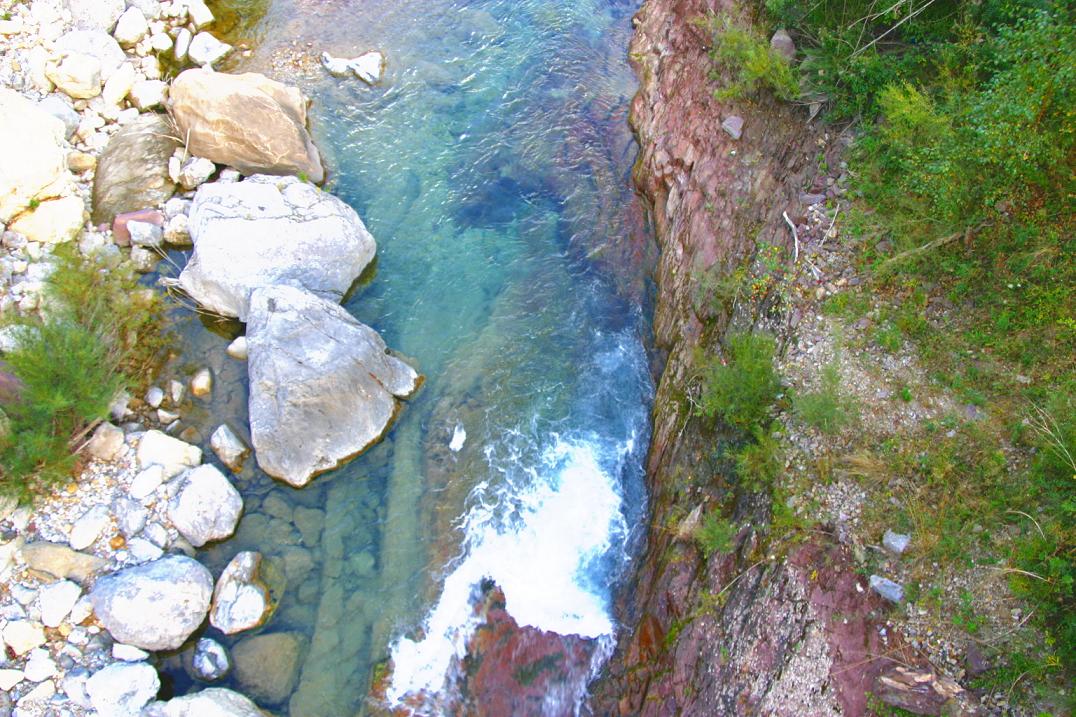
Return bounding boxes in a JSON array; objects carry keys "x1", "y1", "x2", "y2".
[{"x1": 175, "y1": 0, "x2": 651, "y2": 714}]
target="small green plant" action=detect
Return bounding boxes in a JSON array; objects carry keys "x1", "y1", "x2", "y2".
[
  {"x1": 794, "y1": 361, "x2": 857, "y2": 434},
  {"x1": 736, "y1": 425, "x2": 784, "y2": 491},
  {"x1": 698, "y1": 331, "x2": 780, "y2": 430},
  {"x1": 706, "y1": 17, "x2": 798, "y2": 101},
  {"x1": 695, "y1": 510, "x2": 737, "y2": 558}
]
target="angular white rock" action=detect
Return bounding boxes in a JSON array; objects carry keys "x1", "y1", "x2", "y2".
[
  {"x1": 69, "y1": 505, "x2": 111, "y2": 551},
  {"x1": 210, "y1": 424, "x2": 249, "y2": 473},
  {"x1": 137, "y1": 430, "x2": 202, "y2": 479},
  {"x1": 38, "y1": 580, "x2": 82, "y2": 628},
  {"x1": 187, "y1": 32, "x2": 232, "y2": 67},
  {"x1": 46, "y1": 53, "x2": 103, "y2": 99},
  {"x1": 86, "y1": 662, "x2": 160, "y2": 717},
  {"x1": 209, "y1": 551, "x2": 271, "y2": 635},
  {"x1": 129, "y1": 79, "x2": 167, "y2": 110},
  {"x1": 168, "y1": 464, "x2": 243, "y2": 547},
  {"x1": 2, "y1": 620, "x2": 45, "y2": 656},
  {"x1": 113, "y1": 7, "x2": 149, "y2": 47}
]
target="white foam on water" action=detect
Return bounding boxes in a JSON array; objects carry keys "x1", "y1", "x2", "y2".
[{"x1": 387, "y1": 434, "x2": 631, "y2": 708}]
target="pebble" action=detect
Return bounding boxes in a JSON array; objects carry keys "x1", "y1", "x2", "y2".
[{"x1": 68, "y1": 505, "x2": 111, "y2": 550}]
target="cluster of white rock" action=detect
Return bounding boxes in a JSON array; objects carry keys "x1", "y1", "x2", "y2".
[{"x1": 0, "y1": 429, "x2": 270, "y2": 716}]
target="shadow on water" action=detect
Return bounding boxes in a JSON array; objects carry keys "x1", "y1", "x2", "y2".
[{"x1": 160, "y1": 1, "x2": 654, "y2": 715}]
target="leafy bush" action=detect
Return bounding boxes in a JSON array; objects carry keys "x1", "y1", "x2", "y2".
[
  {"x1": 695, "y1": 511, "x2": 738, "y2": 558},
  {"x1": 698, "y1": 331, "x2": 780, "y2": 430},
  {"x1": 707, "y1": 17, "x2": 798, "y2": 101},
  {"x1": 794, "y1": 361, "x2": 857, "y2": 434}
]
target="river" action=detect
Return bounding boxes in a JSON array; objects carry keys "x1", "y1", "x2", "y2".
[{"x1": 168, "y1": 0, "x2": 653, "y2": 713}]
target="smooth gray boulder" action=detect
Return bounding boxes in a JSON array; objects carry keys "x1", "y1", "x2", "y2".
[
  {"x1": 143, "y1": 688, "x2": 266, "y2": 717},
  {"x1": 246, "y1": 285, "x2": 420, "y2": 486},
  {"x1": 167, "y1": 464, "x2": 243, "y2": 547},
  {"x1": 177, "y1": 175, "x2": 375, "y2": 320},
  {"x1": 89, "y1": 555, "x2": 213, "y2": 650},
  {"x1": 92, "y1": 113, "x2": 179, "y2": 224}
]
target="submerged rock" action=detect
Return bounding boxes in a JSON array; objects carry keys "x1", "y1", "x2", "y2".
[
  {"x1": 169, "y1": 69, "x2": 322, "y2": 181},
  {"x1": 90, "y1": 555, "x2": 213, "y2": 650},
  {"x1": 246, "y1": 285, "x2": 420, "y2": 486},
  {"x1": 177, "y1": 175, "x2": 376, "y2": 320},
  {"x1": 185, "y1": 638, "x2": 231, "y2": 682},
  {"x1": 232, "y1": 632, "x2": 302, "y2": 705}
]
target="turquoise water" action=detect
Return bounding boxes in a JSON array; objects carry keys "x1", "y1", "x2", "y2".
[{"x1": 175, "y1": 0, "x2": 651, "y2": 714}]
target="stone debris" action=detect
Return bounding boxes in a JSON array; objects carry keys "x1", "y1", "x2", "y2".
[{"x1": 870, "y1": 574, "x2": 904, "y2": 604}]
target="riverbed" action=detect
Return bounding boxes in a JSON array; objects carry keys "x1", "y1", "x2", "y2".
[{"x1": 167, "y1": 1, "x2": 653, "y2": 713}]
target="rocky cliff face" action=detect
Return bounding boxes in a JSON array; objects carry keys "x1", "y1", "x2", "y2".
[{"x1": 590, "y1": 0, "x2": 911, "y2": 714}]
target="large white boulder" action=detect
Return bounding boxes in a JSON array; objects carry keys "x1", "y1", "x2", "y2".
[
  {"x1": 246, "y1": 285, "x2": 420, "y2": 486},
  {"x1": 167, "y1": 464, "x2": 243, "y2": 547},
  {"x1": 90, "y1": 555, "x2": 213, "y2": 651},
  {"x1": 168, "y1": 69, "x2": 323, "y2": 182},
  {"x1": 177, "y1": 175, "x2": 376, "y2": 320},
  {"x1": 0, "y1": 88, "x2": 69, "y2": 223}
]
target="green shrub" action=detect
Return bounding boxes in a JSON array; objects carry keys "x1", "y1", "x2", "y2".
[
  {"x1": 707, "y1": 17, "x2": 798, "y2": 101},
  {"x1": 0, "y1": 248, "x2": 168, "y2": 501},
  {"x1": 736, "y1": 425, "x2": 784, "y2": 491},
  {"x1": 695, "y1": 511, "x2": 738, "y2": 558},
  {"x1": 0, "y1": 320, "x2": 122, "y2": 500},
  {"x1": 698, "y1": 331, "x2": 780, "y2": 430},
  {"x1": 1012, "y1": 397, "x2": 1076, "y2": 674},
  {"x1": 794, "y1": 361, "x2": 857, "y2": 434}
]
